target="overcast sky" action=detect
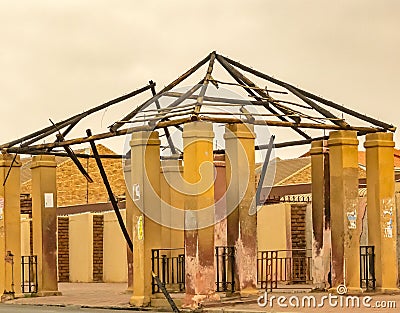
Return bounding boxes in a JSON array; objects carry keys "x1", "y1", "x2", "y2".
[{"x1": 1, "y1": 0, "x2": 399, "y2": 158}]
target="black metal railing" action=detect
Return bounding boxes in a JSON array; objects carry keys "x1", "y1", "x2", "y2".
[
  {"x1": 151, "y1": 248, "x2": 185, "y2": 294},
  {"x1": 21, "y1": 255, "x2": 38, "y2": 294},
  {"x1": 360, "y1": 245, "x2": 375, "y2": 291},
  {"x1": 215, "y1": 246, "x2": 235, "y2": 293},
  {"x1": 257, "y1": 249, "x2": 312, "y2": 291}
]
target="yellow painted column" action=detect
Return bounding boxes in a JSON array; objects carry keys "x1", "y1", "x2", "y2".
[
  {"x1": 310, "y1": 140, "x2": 331, "y2": 289},
  {"x1": 364, "y1": 132, "x2": 398, "y2": 291},
  {"x1": 160, "y1": 160, "x2": 172, "y2": 251},
  {"x1": 328, "y1": 130, "x2": 361, "y2": 291},
  {"x1": 31, "y1": 155, "x2": 61, "y2": 296},
  {"x1": 213, "y1": 154, "x2": 227, "y2": 247},
  {"x1": 224, "y1": 123, "x2": 257, "y2": 295},
  {"x1": 183, "y1": 121, "x2": 217, "y2": 308},
  {"x1": 0, "y1": 154, "x2": 22, "y2": 297},
  {"x1": 161, "y1": 158, "x2": 184, "y2": 249},
  {"x1": 129, "y1": 131, "x2": 162, "y2": 307},
  {"x1": 124, "y1": 159, "x2": 133, "y2": 292}
]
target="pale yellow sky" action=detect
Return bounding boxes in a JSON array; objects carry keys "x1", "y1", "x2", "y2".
[{"x1": 1, "y1": 0, "x2": 399, "y2": 158}]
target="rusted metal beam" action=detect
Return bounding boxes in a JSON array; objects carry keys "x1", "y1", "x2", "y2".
[
  {"x1": 56, "y1": 134, "x2": 93, "y2": 183},
  {"x1": 5, "y1": 114, "x2": 382, "y2": 155},
  {"x1": 216, "y1": 54, "x2": 311, "y2": 139},
  {"x1": 150, "y1": 81, "x2": 176, "y2": 154},
  {"x1": 199, "y1": 115, "x2": 382, "y2": 132},
  {"x1": 256, "y1": 135, "x2": 275, "y2": 205},
  {"x1": 222, "y1": 54, "x2": 396, "y2": 132},
  {"x1": 194, "y1": 51, "x2": 216, "y2": 116},
  {"x1": 110, "y1": 53, "x2": 210, "y2": 132},
  {"x1": 209, "y1": 79, "x2": 288, "y2": 94},
  {"x1": 4, "y1": 117, "x2": 193, "y2": 153},
  {"x1": 217, "y1": 54, "x2": 302, "y2": 123},
  {"x1": 49, "y1": 119, "x2": 93, "y2": 183},
  {"x1": 87, "y1": 129, "x2": 133, "y2": 252},
  {"x1": 1, "y1": 83, "x2": 155, "y2": 149},
  {"x1": 21, "y1": 150, "x2": 124, "y2": 159},
  {"x1": 239, "y1": 107, "x2": 255, "y2": 123},
  {"x1": 283, "y1": 84, "x2": 349, "y2": 128}
]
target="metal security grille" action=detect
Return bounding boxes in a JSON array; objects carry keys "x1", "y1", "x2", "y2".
[
  {"x1": 360, "y1": 245, "x2": 376, "y2": 291},
  {"x1": 151, "y1": 248, "x2": 185, "y2": 294},
  {"x1": 21, "y1": 255, "x2": 38, "y2": 294},
  {"x1": 215, "y1": 246, "x2": 235, "y2": 293},
  {"x1": 257, "y1": 249, "x2": 312, "y2": 291}
]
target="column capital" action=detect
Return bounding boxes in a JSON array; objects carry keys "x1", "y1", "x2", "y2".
[
  {"x1": 123, "y1": 158, "x2": 131, "y2": 174},
  {"x1": 161, "y1": 159, "x2": 183, "y2": 174},
  {"x1": 310, "y1": 140, "x2": 328, "y2": 155},
  {"x1": 129, "y1": 131, "x2": 160, "y2": 148},
  {"x1": 0, "y1": 153, "x2": 21, "y2": 168},
  {"x1": 30, "y1": 155, "x2": 57, "y2": 169},
  {"x1": 224, "y1": 123, "x2": 256, "y2": 140},
  {"x1": 182, "y1": 121, "x2": 214, "y2": 139},
  {"x1": 328, "y1": 130, "x2": 358, "y2": 147},
  {"x1": 364, "y1": 132, "x2": 394, "y2": 149}
]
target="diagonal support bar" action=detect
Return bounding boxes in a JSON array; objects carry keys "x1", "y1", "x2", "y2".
[
  {"x1": 1, "y1": 83, "x2": 155, "y2": 149},
  {"x1": 194, "y1": 51, "x2": 216, "y2": 116},
  {"x1": 283, "y1": 84, "x2": 349, "y2": 128},
  {"x1": 110, "y1": 53, "x2": 210, "y2": 132},
  {"x1": 57, "y1": 134, "x2": 93, "y2": 183},
  {"x1": 223, "y1": 55, "x2": 396, "y2": 131},
  {"x1": 216, "y1": 54, "x2": 311, "y2": 139},
  {"x1": 86, "y1": 129, "x2": 133, "y2": 252},
  {"x1": 217, "y1": 54, "x2": 301, "y2": 123},
  {"x1": 149, "y1": 81, "x2": 177, "y2": 154},
  {"x1": 256, "y1": 135, "x2": 275, "y2": 205}
]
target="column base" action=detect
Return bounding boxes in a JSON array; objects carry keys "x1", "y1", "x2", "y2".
[
  {"x1": 130, "y1": 295, "x2": 151, "y2": 307},
  {"x1": 36, "y1": 291, "x2": 62, "y2": 297},
  {"x1": 312, "y1": 282, "x2": 329, "y2": 291},
  {"x1": 375, "y1": 287, "x2": 400, "y2": 294},
  {"x1": 183, "y1": 293, "x2": 220, "y2": 309},
  {"x1": 240, "y1": 287, "x2": 259, "y2": 297}
]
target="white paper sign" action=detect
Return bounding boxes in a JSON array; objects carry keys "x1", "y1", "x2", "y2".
[
  {"x1": 44, "y1": 193, "x2": 54, "y2": 208},
  {"x1": 133, "y1": 184, "x2": 140, "y2": 201}
]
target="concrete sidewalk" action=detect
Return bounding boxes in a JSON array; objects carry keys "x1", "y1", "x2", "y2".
[
  {"x1": 5, "y1": 283, "x2": 132, "y2": 310},
  {"x1": 3, "y1": 283, "x2": 400, "y2": 313}
]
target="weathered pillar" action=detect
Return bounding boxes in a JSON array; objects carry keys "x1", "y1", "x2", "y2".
[
  {"x1": 123, "y1": 158, "x2": 133, "y2": 291},
  {"x1": 365, "y1": 132, "x2": 399, "y2": 291},
  {"x1": 328, "y1": 130, "x2": 361, "y2": 291},
  {"x1": 0, "y1": 154, "x2": 22, "y2": 297},
  {"x1": 161, "y1": 157, "x2": 184, "y2": 248},
  {"x1": 129, "y1": 131, "x2": 162, "y2": 307},
  {"x1": 310, "y1": 140, "x2": 331, "y2": 289},
  {"x1": 31, "y1": 155, "x2": 60, "y2": 296},
  {"x1": 183, "y1": 121, "x2": 217, "y2": 307},
  {"x1": 214, "y1": 154, "x2": 227, "y2": 247},
  {"x1": 224, "y1": 123, "x2": 257, "y2": 295}
]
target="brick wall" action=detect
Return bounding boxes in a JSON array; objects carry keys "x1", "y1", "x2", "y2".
[
  {"x1": 291, "y1": 204, "x2": 307, "y2": 250},
  {"x1": 291, "y1": 203, "x2": 307, "y2": 282},
  {"x1": 58, "y1": 216, "x2": 69, "y2": 282},
  {"x1": 21, "y1": 145, "x2": 125, "y2": 207},
  {"x1": 93, "y1": 214, "x2": 104, "y2": 282}
]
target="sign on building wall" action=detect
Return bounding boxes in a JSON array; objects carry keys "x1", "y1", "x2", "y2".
[
  {"x1": 133, "y1": 184, "x2": 140, "y2": 201},
  {"x1": 44, "y1": 193, "x2": 54, "y2": 208},
  {"x1": 137, "y1": 215, "x2": 144, "y2": 241}
]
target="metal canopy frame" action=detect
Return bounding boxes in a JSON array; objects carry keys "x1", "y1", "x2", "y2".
[
  {"x1": 1, "y1": 51, "x2": 394, "y2": 160},
  {"x1": 1, "y1": 52, "x2": 395, "y2": 289}
]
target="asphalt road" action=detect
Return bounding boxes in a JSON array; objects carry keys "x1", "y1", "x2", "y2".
[{"x1": 0, "y1": 305, "x2": 149, "y2": 313}]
